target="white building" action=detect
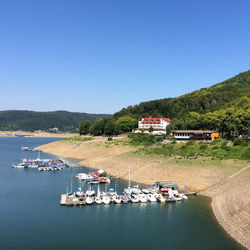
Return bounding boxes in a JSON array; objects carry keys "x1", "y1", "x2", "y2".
[{"x1": 136, "y1": 118, "x2": 172, "y2": 135}]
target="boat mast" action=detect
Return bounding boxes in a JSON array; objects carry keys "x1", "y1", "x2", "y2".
[
  {"x1": 154, "y1": 165, "x2": 157, "y2": 183},
  {"x1": 128, "y1": 166, "x2": 131, "y2": 189},
  {"x1": 137, "y1": 160, "x2": 139, "y2": 186},
  {"x1": 70, "y1": 167, "x2": 73, "y2": 193},
  {"x1": 97, "y1": 184, "x2": 100, "y2": 196}
]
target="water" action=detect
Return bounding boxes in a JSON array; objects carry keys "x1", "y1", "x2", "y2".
[{"x1": 0, "y1": 137, "x2": 244, "y2": 250}]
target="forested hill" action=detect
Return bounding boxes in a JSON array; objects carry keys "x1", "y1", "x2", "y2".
[
  {"x1": 0, "y1": 110, "x2": 112, "y2": 132},
  {"x1": 114, "y1": 70, "x2": 250, "y2": 120}
]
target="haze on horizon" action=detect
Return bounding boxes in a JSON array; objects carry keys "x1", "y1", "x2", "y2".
[{"x1": 1, "y1": 0, "x2": 250, "y2": 114}]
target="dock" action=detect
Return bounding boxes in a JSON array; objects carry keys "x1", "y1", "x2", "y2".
[
  {"x1": 58, "y1": 157, "x2": 77, "y2": 168},
  {"x1": 60, "y1": 194, "x2": 67, "y2": 205},
  {"x1": 60, "y1": 194, "x2": 86, "y2": 206}
]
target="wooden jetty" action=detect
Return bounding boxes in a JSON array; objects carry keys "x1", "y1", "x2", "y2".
[
  {"x1": 60, "y1": 194, "x2": 86, "y2": 206},
  {"x1": 58, "y1": 157, "x2": 76, "y2": 168}
]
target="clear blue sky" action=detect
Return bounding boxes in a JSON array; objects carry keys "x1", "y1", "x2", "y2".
[{"x1": 0, "y1": 0, "x2": 249, "y2": 114}]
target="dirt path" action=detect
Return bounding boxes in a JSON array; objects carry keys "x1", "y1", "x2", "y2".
[{"x1": 200, "y1": 165, "x2": 250, "y2": 195}]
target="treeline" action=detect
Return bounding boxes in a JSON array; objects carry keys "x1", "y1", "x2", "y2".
[
  {"x1": 79, "y1": 116, "x2": 137, "y2": 136},
  {"x1": 0, "y1": 110, "x2": 112, "y2": 132}
]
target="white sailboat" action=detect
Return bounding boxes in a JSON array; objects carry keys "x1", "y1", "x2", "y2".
[
  {"x1": 86, "y1": 183, "x2": 95, "y2": 196},
  {"x1": 124, "y1": 166, "x2": 132, "y2": 195},
  {"x1": 95, "y1": 184, "x2": 102, "y2": 204},
  {"x1": 102, "y1": 196, "x2": 111, "y2": 205}
]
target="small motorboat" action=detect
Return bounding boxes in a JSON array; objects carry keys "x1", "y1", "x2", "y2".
[
  {"x1": 142, "y1": 188, "x2": 149, "y2": 194},
  {"x1": 130, "y1": 193, "x2": 139, "y2": 203},
  {"x1": 179, "y1": 193, "x2": 188, "y2": 200},
  {"x1": 146, "y1": 193, "x2": 157, "y2": 202},
  {"x1": 155, "y1": 194, "x2": 165, "y2": 203},
  {"x1": 173, "y1": 193, "x2": 183, "y2": 201},
  {"x1": 139, "y1": 193, "x2": 147, "y2": 203},
  {"x1": 121, "y1": 195, "x2": 130, "y2": 203}
]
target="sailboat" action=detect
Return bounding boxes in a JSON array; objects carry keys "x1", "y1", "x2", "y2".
[
  {"x1": 112, "y1": 177, "x2": 121, "y2": 204},
  {"x1": 95, "y1": 184, "x2": 102, "y2": 204},
  {"x1": 102, "y1": 183, "x2": 111, "y2": 205},
  {"x1": 86, "y1": 183, "x2": 95, "y2": 196},
  {"x1": 124, "y1": 166, "x2": 132, "y2": 195},
  {"x1": 75, "y1": 181, "x2": 85, "y2": 197}
]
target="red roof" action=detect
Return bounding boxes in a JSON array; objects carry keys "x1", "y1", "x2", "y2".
[{"x1": 141, "y1": 118, "x2": 172, "y2": 124}]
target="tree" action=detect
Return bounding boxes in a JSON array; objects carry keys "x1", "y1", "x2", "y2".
[
  {"x1": 89, "y1": 119, "x2": 106, "y2": 136},
  {"x1": 104, "y1": 120, "x2": 118, "y2": 136},
  {"x1": 115, "y1": 116, "x2": 137, "y2": 133},
  {"x1": 78, "y1": 120, "x2": 92, "y2": 135},
  {"x1": 166, "y1": 123, "x2": 174, "y2": 136},
  {"x1": 148, "y1": 126, "x2": 154, "y2": 133}
]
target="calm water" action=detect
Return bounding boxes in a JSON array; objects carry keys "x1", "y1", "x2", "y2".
[{"x1": 0, "y1": 137, "x2": 244, "y2": 250}]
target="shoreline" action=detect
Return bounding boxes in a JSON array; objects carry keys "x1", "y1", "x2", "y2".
[
  {"x1": 37, "y1": 138, "x2": 250, "y2": 249},
  {"x1": 0, "y1": 131, "x2": 78, "y2": 138}
]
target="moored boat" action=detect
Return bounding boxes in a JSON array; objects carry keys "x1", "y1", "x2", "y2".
[
  {"x1": 146, "y1": 193, "x2": 157, "y2": 202},
  {"x1": 139, "y1": 193, "x2": 147, "y2": 203},
  {"x1": 86, "y1": 197, "x2": 93, "y2": 205},
  {"x1": 102, "y1": 196, "x2": 111, "y2": 205},
  {"x1": 121, "y1": 194, "x2": 129, "y2": 203}
]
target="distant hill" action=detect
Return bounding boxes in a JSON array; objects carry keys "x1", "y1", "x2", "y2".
[
  {"x1": 114, "y1": 70, "x2": 250, "y2": 120},
  {"x1": 0, "y1": 110, "x2": 112, "y2": 132}
]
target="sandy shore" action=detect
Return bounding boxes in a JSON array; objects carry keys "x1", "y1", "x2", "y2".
[
  {"x1": 0, "y1": 131, "x2": 77, "y2": 138},
  {"x1": 200, "y1": 167, "x2": 250, "y2": 249},
  {"x1": 38, "y1": 138, "x2": 250, "y2": 249},
  {"x1": 0, "y1": 132, "x2": 17, "y2": 137}
]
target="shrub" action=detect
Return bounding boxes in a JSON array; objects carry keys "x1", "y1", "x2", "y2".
[
  {"x1": 186, "y1": 140, "x2": 195, "y2": 146},
  {"x1": 233, "y1": 138, "x2": 248, "y2": 146},
  {"x1": 171, "y1": 139, "x2": 177, "y2": 144}
]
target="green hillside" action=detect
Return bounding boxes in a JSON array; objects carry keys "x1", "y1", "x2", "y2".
[
  {"x1": 114, "y1": 70, "x2": 250, "y2": 120},
  {"x1": 0, "y1": 110, "x2": 112, "y2": 132}
]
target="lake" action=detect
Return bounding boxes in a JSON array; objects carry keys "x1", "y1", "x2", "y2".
[{"x1": 0, "y1": 137, "x2": 244, "y2": 249}]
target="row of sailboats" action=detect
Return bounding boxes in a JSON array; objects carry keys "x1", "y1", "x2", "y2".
[{"x1": 63, "y1": 164, "x2": 187, "y2": 206}]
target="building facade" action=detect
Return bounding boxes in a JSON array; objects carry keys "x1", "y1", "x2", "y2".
[
  {"x1": 136, "y1": 118, "x2": 172, "y2": 135},
  {"x1": 173, "y1": 130, "x2": 219, "y2": 140}
]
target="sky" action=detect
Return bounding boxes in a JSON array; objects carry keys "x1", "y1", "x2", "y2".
[{"x1": 0, "y1": 0, "x2": 250, "y2": 114}]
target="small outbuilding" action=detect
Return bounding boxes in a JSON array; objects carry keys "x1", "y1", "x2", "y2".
[{"x1": 155, "y1": 181, "x2": 179, "y2": 191}]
